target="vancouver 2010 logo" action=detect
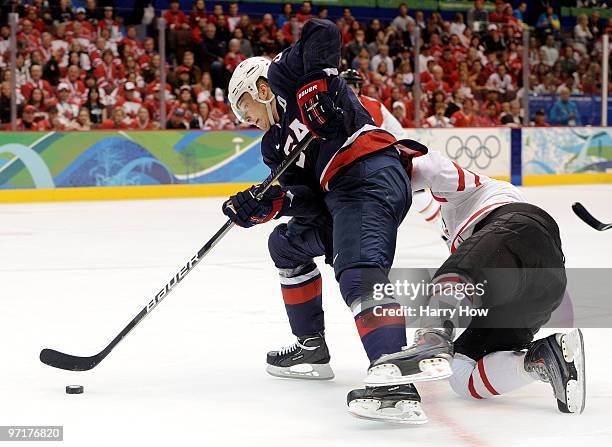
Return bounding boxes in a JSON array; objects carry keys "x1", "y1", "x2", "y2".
[{"x1": 445, "y1": 135, "x2": 501, "y2": 170}]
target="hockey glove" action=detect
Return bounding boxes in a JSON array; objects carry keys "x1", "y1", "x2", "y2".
[
  {"x1": 296, "y1": 70, "x2": 344, "y2": 140},
  {"x1": 222, "y1": 185, "x2": 286, "y2": 228}
]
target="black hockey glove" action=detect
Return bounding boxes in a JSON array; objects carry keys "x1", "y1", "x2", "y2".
[
  {"x1": 222, "y1": 185, "x2": 286, "y2": 228},
  {"x1": 296, "y1": 70, "x2": 344, "y2": 140}
]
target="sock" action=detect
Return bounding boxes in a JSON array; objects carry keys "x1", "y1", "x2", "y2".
[
  {"x1": 450, "y1": 352, "x2": 538, "y2": 400},
  {"x1": 339, "y1": 268, "x2": 407, "y2": 362},
  {"x1": 280, "y1": 266, "x2": 324, "y2": 337}
]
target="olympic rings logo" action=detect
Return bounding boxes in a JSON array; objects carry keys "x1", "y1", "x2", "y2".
[{"x1": 445, "y1": 135, "x2": 501, "y2": 170}]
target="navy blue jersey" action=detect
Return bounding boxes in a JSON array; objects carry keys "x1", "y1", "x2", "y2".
[{"x1": 263, "y1": 19, "x2": 398, "y2": 194}]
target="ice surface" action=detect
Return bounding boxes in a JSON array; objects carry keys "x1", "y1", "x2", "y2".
[{"x1": 1, "y1": 185, "x2": 611, "y2": 446}]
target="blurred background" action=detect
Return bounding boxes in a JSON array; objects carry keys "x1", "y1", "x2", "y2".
[{"x1": 0, "y1": 0, "x2": 610, "y2": 130}]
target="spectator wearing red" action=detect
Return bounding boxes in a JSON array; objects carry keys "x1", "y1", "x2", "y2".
[
  {"x1": 100, "y1": 107, "x2": 131, "y2": 129},
  {"x1": 144, "y1": 83, "x2": 175, "y2": 123},
  {"x1": 391, "y1": 101, "x2": 411, "y2": 128},
  {"x1": 281, "y1": 15, "x2": 301, "y2": 45},
  {"x1": 121, "y1": 26, "x2": 144, "y2": 58},
  {"x1": 190, "y1": 0, "x2": 209, "y2": 28},
  {"x1": 97, "y1": 6, "x2": 122, "y2": 41},
  {"x1": 89, "y1": 37, "x2": 110, "y2": 68},
  {"x1": 138, "y1": 38, "x2": 157, "y2": 69},
  {"x1": 450, "y1": 98, "x2": 478, "y2": 127},
  {"x1": 424, "y1": 65, "x2": 452, "y2": 96},
  {"x1": 16, "y1": 105, "x2": 38, "y2": 130},
  {"x1": 116, "y1": 82, "x2": 143, "y2": 119},
  {"x1": 94, "y1": 50, "x2": 125, "y2": 93},
  {"x1": 17, "y1": 20, "x2": 41, "y2": 54},
  {"x1": 297, "y1": 1, "x2": 313, "y2": 23},
  {"x1": 131, "y1": 107, "x2": 156, "y2": 130},
  {"x1": 224, "y1": 38, "x2": 246, "y2": 73},
  {"x1": 33, "y1": 106, "x2": 65, "y2": 131},
  {"x1": 479, "y1": 101, "x2": 501, "y2": 127},
  {"x1": 23, "y1": 6, "x2": 45, "y2": 33},
  {"x1": 21, "y1": 64, "x2": 54, "y2": 101},
  {"x1": 530, "y1": 109, "x2": 549, "y2": 127},
  {"x1": 62, "y1": 65, "x2": 87, "y2": 104},
  {"x1": 68, "y1": 8, "x2": 95, "y2": 41},
  {"x1": 26, "y1": 88, "x2": 51, "y2": 116},
  {"x1": 55, "y1": 83, "x2": 80, "y2": 126},
  {"x1": 438, "y1": 48, "x2": 457, "y2": 82}
]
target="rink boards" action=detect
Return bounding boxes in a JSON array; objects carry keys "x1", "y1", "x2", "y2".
[{"x1": 1, "y1": 127, "x2": 611, "y2": 202}]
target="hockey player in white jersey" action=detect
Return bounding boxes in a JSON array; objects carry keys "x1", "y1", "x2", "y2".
[
  {"x1": 340, "y1": 69, "x2": 443, "y2": 230},
  {"x1": 348, "y1": 150, "x2": 585, "y2": 421}
]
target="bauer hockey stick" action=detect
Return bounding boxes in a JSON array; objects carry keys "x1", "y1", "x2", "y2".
[
  {"x1": 572, "y1": 202, "x2": 612, "y2": 231},
  {"x1": 40, "y1": 133, "x2": 315, "y2": 371}
]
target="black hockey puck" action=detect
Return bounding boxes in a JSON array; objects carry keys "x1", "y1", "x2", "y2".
[{"x1": 66, "y1": 385, "x2": 84, "y2": 394}]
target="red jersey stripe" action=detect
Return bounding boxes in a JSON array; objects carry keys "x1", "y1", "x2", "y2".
[
  {"x1": 431, "y1": 192, "x2": 448, "y2": 202},
  {"x1": 477, "y1": 359, "x2": 500, "y2": 396},
  {"x1": 281, "y1": 277, "x2": 322, "y2": 305},
  {"x1": 468, "y1": 374, "x2": 483, "y2": 399},
  {"x1": 452, "y1": 161, "x2": 466, "y2": 191},
  {"x1": 320, "y1": 130, "x2": 397, "y2": 190},
  {"x1": 425, "y1": 206, "x2": 441, "y2": 222},
  {"x1": 450, "y1": 201, "x2": 512, "y2": 253}
]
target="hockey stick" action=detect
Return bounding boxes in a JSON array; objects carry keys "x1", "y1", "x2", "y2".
[
  {"x1": 40, "y1": 133, "x2": 315, "y2": 371},
  {"x1": 572, "y1": 202, "x2": 612, "y2": 231}
]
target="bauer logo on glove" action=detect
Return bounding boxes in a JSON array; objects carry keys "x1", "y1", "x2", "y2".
[{"x1": 296, "y1": 70, "x2": 344, "y2": 140}]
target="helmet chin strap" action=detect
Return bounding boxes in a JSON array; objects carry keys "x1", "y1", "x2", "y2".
[{"x1": 255, "y1": 93, "x2": 276, "y2": 126}]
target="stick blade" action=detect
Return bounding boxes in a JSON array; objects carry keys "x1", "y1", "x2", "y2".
[
  {"x1": 39, "y1": 348, "x2": 100, "y2": 371},
  {"x1": 572, "y1": 202, "x2": 607, "y2": 231}
]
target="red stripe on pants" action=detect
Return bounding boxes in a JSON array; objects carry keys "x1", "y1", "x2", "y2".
[
  {"x1": 468, "y1": 374, "x2": 483, "y2": 399},
  {"x1": 477, "y1": 359, "x2": 500, "y2": 396}
]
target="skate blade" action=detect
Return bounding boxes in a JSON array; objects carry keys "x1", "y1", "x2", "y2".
[
  {"x1": 348, "y1": 399, "x2": 428, "y2": 424},
  {"x1": 561, "y1": 329, "x2": 586, "y2": 414},
  {"x1": 266, "y1": 363, "x2": 335, "y2": 380},
  {"x1": 364, "y1": 357, "x2": 452, "y2": 386}
]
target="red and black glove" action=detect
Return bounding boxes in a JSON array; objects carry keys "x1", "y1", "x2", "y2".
[
  {"x1": 222, "y1": 185, "x2": 286, "y2": 228},
  {"x1": 296, "y1": 70, "x2": 344, "y2": 139}
]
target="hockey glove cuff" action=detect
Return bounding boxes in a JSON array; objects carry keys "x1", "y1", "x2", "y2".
[{"x1": 222, "y1": 185, "x2": 286, "y2": 228}]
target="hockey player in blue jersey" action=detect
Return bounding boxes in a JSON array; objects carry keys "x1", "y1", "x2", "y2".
[{"x1": 222, "y1": 18, "x2": 429, "y2": 423}]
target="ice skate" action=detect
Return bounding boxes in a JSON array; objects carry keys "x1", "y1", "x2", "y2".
[
  {"x1": 364, "y1": 325, "x2": 454, "y2": 386},
  {"x1": 525, "y1": 328, "x2": 586, "y2": 414},
  {"x1": 266, "y1": 332, "x2": 334, "y2": 380},
  {"x1": 347, "y1": 383, "x2": 427, "y2": 424}
]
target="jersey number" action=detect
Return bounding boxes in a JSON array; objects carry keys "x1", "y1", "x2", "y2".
[{"x1": 283, "y1": 119, "x2": 309, "y2": 168}]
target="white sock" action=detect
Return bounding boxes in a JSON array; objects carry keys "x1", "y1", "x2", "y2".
[{"x1": 449, "y1": 352, "x2": 537, "y2": 399}]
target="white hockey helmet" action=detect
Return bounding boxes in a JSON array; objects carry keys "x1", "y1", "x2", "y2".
[{"x1": 228, "y1": 56, "x2": 276, "y2": 125}]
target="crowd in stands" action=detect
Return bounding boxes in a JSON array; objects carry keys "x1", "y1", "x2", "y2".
[{"x1": 0, "y1": 0, "x2": 610, "y2": 131}]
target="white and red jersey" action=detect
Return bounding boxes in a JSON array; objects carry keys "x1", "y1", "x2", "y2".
[
  {"x1": 358, "y1": 95, "x2": 405, "y2": 139},
  {"x1": 116, "y1": 96, "x2": 143, "y2": 118},
  {"x1": 410, "y1": 151, "x2": 525, "y2": 253}
]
